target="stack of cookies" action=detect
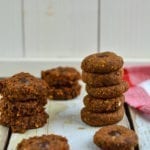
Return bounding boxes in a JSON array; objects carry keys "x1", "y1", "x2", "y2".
[
  {"x1": 0, "y1": 72, "x2": 49, "y2": 133},
  {"x1": 80, "y1": 51, "x2": 129, "y2": 126},
  {"x1": 41, "y1": 67, "x2": 81, "y2": 100}
]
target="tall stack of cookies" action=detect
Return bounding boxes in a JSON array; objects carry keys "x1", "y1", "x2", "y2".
[
  {"x1": 81, "y1": 51, "x2": 129, "y2": 126},
  {"x1": 0, "y1": 72, "x2": 49, "y2": 133},
  {"x1": 41, "y1": 67, "x2": 81, "y2": 100}
]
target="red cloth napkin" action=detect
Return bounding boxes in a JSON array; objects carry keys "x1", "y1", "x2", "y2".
[{"x1": 124, "y1": 66, "x2": 150, "y2": 113}]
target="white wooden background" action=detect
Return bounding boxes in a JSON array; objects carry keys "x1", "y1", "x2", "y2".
[{"x1": 0, "y1": 0, "x2": 150, "y2": 59}]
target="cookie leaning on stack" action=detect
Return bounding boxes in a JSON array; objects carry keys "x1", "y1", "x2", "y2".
[
  {"x1": 81, "y1": 51, "x2": 129, "y2": 126},
  {"x1": 0, "y1": 72, "x2": 49, "y2": 133}
]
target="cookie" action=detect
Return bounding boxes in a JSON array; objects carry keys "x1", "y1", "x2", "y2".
[
  {"x1": 1, "y1": 72, "x2": 49, "y2": 102},
  {"x1": 82, "y1": 69, "x2": 123, "y2": 87},
  {"x1": 86, "y1": 81, "x2": 129, "y2": 99},
  {"x1": 0, "y1": 111, "x2": 49, "y2": 133},
  {"x1": 17, "y1": 134, "x2": 69, "y2": 150},
  {"x1": 42, "y1": 67, "x2": 81, "y2": 86},
  {"x1": 83, "y1": 95, "x2": 124, "y2": 113},
  {"x1": 81, "y1": 51, "x2": 123, "y2": 73},
  {"x1": 0, "y1": 98, "x2": 45, "y2": 117},
  {"x1": 49, "y1": 83, "x2": 81, "y2": 100},
  {"x1": 94, "y1": 125, "x2": 138, "y2": 150},
  {"x1": 81, "y1": 106, "x2": 124, "y2": 126}
]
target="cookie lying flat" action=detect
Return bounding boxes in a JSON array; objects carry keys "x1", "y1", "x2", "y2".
[
  {"x1": 82, "y1": 69, "x2": 123, "y2": 87},
  {"x1": 81, "y1": 51, "x2": 123, "y2": 73},
  {"x1": 83, "y1": 95, "x2": 124, "y2": 113},
  {"x1": 17, "y1": 134, "x2": 69, "y2": 150},
  {"x1": 41, "y1": 67, "x2": 81, "y2": 86},
  {"x1": 0, "y1": 111, "x2": 49, "y2": 133},
  {"x1": 86, "y1": 80, "x2": 129, "y2": 99},
  {"x1": 94, "y1": 125, "x2": 138, "y2": 150},
  {"x1": 0, "y1": 98, "x2": 45, "y2": 117},
  {"x1": 1, "y1": 72, "x2": 49, "y2": 102},
  {"x1": 81, "y1": 106, "x2": 124, "y2": 126}
]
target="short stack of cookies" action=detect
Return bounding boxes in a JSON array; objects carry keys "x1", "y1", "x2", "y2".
[
  {"x1": 0, "y1": 72, "x2": 49, "y2": 133},
  {"x1": 41, "y1": 67, "x2": 81, "y2": 100},
  {"x1": 81, "y1": 51, "x2": 129, "y2": 126}
]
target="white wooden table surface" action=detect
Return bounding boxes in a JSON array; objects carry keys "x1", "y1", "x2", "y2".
[{"x1": 0, "y1": 60, "x2": 149, "y2": 150}]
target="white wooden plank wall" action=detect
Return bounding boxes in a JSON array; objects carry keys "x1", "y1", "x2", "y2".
[
  {"x1": 0, "y1": 0, "x2": 23, "y2": 58},
  {"x1": 0, "y1": 0, "x2": 150, "y2": 59},
  {"x1": 100, "y1": 0, "x2": 150, "y2": 59},
  {"x1": 23, "y1": 0, "x2": 98, "y2": 58}
]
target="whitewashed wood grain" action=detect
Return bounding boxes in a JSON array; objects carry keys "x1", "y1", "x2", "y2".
[
  {"x1": 129, "y1": 108, "x2": 150, "y2": 150},
  {"x1": 23, "y1": 0, "x2": 98, "y2": 58},
  {"x1": 7, "y1": 83, "x2": 130, "y2": 150},
  {"x1": 0, "y1": 126, "x2": 9, "y2": 150},
  {"x1": 0, "y1": 0, "x2": 23, "y2": 58},
  {"x1": 100, "y1": 0, "x2": 150, "y2": 59}
]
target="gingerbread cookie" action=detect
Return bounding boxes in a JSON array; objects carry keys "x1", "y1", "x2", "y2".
[
  {"x1": 49, "y1": 83, "x2": 81, "y2": 100},
  {"x1": 17, "y1": 134, "x2": 69, "y2": 150},
  {"x1": 81, "y1": 51, "x2": 123, "y2": 73},
  {"x1": 83, "y1": 95, "x2": 124, "y2": 113},
  {"x1": 82, "y1": 69, "x2": 123, "y2": 87},
  {"x1": 1, "y1": 72, "x2": 49, "y2": 102},
  {"x1": 94, "y1": 125, "x2": 138, "y2": 150},
  {"x1": 0, "y1": 98, "x2": 45, "y2": 117},
  {"x1": 0, "y1": 111, "x2": 48, "y2": 133},
  {"x1": 42, "y1": 67, "x2": 81, "y2": 86},
  {"x1": 81, "y1": 106, "x2": 124, "y2": 126},
  {"x1": 86, "y1": 81, "x2": 129, "y2": 99}
]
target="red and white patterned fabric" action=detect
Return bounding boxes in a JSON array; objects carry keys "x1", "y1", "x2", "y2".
[{"x1": 124, "y1": 66, "x2": 150, "y2": 113}]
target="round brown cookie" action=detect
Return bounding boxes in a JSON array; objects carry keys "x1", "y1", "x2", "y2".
[
  {"x1": 1, "y1": 72, "x2": 49, "y2": 102},
  {"x1": 94, "y1": 125, "x2": 138, "y2": 150},
  {"x1": 0, "y1": 111, "x2": 49, "y2": 133},
  {"x1": 86, "y1": 80, "x2": 129, "y2": 99},
  {"x1": 0, "y1": 98, "x2": 45, "y2": 117},
  {"x1": 83, "y1": 95, "x2": 124, "y2": 113},
  {"x1": 41, "y1": 66, "x2": 81, "y2": 86},
  {"x1": 17, "y1": 134, "x2": 69, "y2": 150},
  {"x1": 81, "y1": 51, "x2": 123, "y2": 73},
  {"x1": 81, "y1": 106, "x2": 124, "y2": 126},
  {"x1": 82, "y1": 69, "x2": 123, "y2": 87},
  {"x1": 49, "y1": 83, "x2": 81, "y2": 100}
]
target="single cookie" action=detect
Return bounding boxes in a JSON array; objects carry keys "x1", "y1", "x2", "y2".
[
  {"x1": 0, "y1": 111, "x2": 49, "y2": 133},
  {"x1": 0, "y1": 98, "x2": 45, "y2": 117},
  {"x1": 94, "y1": 125, "x2": 138, "y2": 150},
  {"x1": 82, "y1": 69, "x2": 123, "y2": 87},
  {"x1": 1, "y1": 72, "x2": 49, "y2": 102},
  {"x1": 81, "y1": 51, "x2": 123, "y2": 73},
  {"x1": 86, "y1": 81, "x2": 129, "y2": 99},
  {"x1": 41, "y1": 67, "x2": 81, "y2": 86},
  {"x1": 17, "y1": 134, "x2": 69, "y2": 150},
  {"x1": 83, "y1": 95, "x2": 124, "y2": 113},
  {"x1": 81, "y1": 106, "x2": 124, "y2": 126},
  {"x1": 49, "y1": 83, "x2": 81, "y2": 100}
]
